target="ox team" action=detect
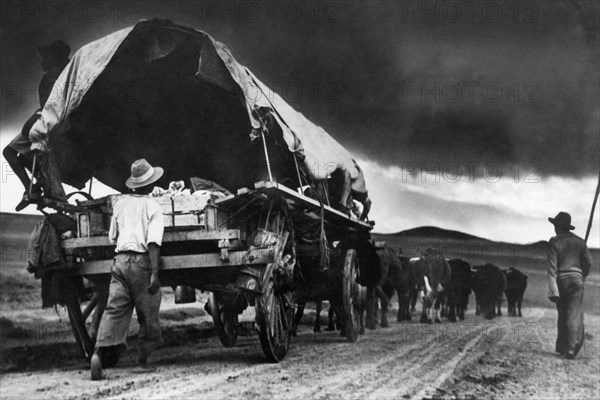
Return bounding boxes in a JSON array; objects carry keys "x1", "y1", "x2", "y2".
[{"x1": 343, "y1": 213, "x2": 591, "y2": 363}]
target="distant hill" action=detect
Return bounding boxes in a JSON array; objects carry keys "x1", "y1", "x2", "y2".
[
  {"x1": 378, "y1": 226, "x2": 490, "y2": 242},
  {"x1": 0, "y1": 212, "x2": 43, "y2": 239}
]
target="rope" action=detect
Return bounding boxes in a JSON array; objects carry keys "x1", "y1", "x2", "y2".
[
  {"x1": 322, "y1": 180, "x2": 331, "y2": 206},
  {"x1": 259, "y1": 129, "x2": 273, "y2": 182},
  {"x1": 319, "y1": 201, "x2": 329, "y2": 271},
  {"x1": 292, "y1": 152, "x2": 303, "y2": 194},
  {"x1": 282, "y1": 200, "x2": 304, "y2": 283},
  {"x1": 218, "y1": 196, "x2": 259, "y2": 228}
]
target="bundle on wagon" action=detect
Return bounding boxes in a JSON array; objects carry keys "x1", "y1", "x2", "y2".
[{"x1": 24, "y1": 19, "x2": 380, "y2": 363}]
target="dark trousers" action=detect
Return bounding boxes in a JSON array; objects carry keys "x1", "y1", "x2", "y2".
[
  {"x1": 3, "y1": 112, "x2": 39, "y2": 191},
  {"x1": 555, "y1": 275, "x2": 585, "y2": 355}
]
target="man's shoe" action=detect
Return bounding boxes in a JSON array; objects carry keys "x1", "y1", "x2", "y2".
[
  {"x1": 138, "y1": 342, "x2": 157, "y2": 365},
  {"x1": 90, "y1": 351, "x2": 104, "y2": 380},
  {"x1": 15, "y1": 187, "x2": 43, "y2": 212},
  {"x1": 565, "y1": 350, "x2": 576, "y2": 360},
  {"x1": 15, "y1": 199, "x2": 29, "y2": 212}
]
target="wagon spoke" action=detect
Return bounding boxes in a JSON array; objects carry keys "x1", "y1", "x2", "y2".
[
  {"x1": 342, "y1": 249, "x2": 361, "y2": 342},
  {"x1": 82, "y1": 292, "x2": 100, "y2": 320},
  {"x1": 209, "y1": 292, "x2": 239, "y2": 348},
  {"x1": 269, "y1": 289, "x2": 277, "y2": 335},
  {"x1": 280, "y1": 294, "x2": 290, "y2": 332},
  {"x1": 274, "y1": 300, "x2": 282, "y2": 346},
  {"x1": 277, "y1": 298, "x2": 287, "y2": 346}
]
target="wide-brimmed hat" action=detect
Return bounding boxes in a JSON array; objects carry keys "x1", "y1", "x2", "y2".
[
  {"x1": 38, "y1": 40, "x2": 71, "y2": 59},
  {"x1": 548, "y1": 211, "x2": 575, "y2": 230},
  {"x1": 126, "y1": 159, "x2": 164, "y2": 189}
]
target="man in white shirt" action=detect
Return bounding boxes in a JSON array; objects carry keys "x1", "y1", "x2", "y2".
[{"x1": 91, "y1": 159, "x2": 165, "y2": 380}]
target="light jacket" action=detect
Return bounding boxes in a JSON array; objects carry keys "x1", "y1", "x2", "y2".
[{"x1": 547, "y1": 232, "x2": 593, "y2": 298}]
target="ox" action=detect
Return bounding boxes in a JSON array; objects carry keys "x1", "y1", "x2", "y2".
[
  {"x1": 445, "y1": 258, "x2": 472, "y2": 322},
  {"x1": 388, "y1": 255, "x2": 416, "y2": 322},
  {"x1": 503, "y1": 267, "x2": 528, "y2": 317},
  {"x1": 291, "y1": 301, "x2": 343, "y2": 335},
  {"x1": 470, "y1": 263, "x2": 507, "y2": 319},
  {"x1": 411, "y1": 251, "x2": 451, "y2": 324},
  {"x1": 357, "y1": 241, "x2": 393, "y2": 330},
  {"x1": 374, "y1": 245, "x2": 415, "y2": 324}
]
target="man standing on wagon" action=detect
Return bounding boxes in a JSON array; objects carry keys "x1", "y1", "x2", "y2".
[
  {"x1": 547, "y1": 211, "x2": 593, "y2": 360},
  {"x1": 91, "y1": 159, "x2": 165, "y2": 380}
]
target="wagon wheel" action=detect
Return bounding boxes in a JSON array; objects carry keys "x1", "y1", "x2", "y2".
[
  {"x1": 255, "y1": 264, "x2": 294, "y2": 362},
  {"x1": 208, "y1": 292, "x2": 239, "y2": 348},
  {"x1": 64, "y1": 276, "x2": 109, "y2": 361},
  {"x1": 342, "y1": 249, "x2": 363, "y2": 343}
]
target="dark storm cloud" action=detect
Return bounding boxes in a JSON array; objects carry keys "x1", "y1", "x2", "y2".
[{"x1": 1, "y1": 0, "x2": 598, "y2": 177}]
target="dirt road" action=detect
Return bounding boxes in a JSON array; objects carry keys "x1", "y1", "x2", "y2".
[{"x1": 1, "y1": 305, "x2": 598, "y2": 400}]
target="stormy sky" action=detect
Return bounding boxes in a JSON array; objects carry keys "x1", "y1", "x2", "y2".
[{"x1": 1, "y1": 0, "x2": 599, "y2": 246}]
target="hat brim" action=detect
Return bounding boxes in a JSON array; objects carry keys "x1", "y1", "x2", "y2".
[
  {"x1": 548, "y1": 217, "x2": 575, "y2": 230},
  {"x1": 126, "y1": 167, "x2": 164, "y2": 189}
]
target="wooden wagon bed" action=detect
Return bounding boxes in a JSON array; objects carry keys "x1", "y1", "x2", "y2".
[
  {"x1": 30, "y1": 19, "x2": 375, "y2": 366},
  {"x1": 62, "y1": 181, "x2": 371, "y2": 275}
]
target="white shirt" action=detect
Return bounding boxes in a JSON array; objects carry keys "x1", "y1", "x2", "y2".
[{"x1": 109, "y1": 195, "x2": 164, "y2": 253}]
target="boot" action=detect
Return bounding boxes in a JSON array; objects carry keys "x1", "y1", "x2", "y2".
[
  {"x1": 138, "y1": 339, "x2": 160, "y2": 365},
  {"x1": 134, "y1": 342, "x2": 158, "y2": 373},
  {"x1": 90, "y1": 348, "x2": 104, "y2": 381},
  {"x1": 15, "y1": 196, "x2": 29, "y2": 212},
  {"x1": 15, "y1": 186, "x2": 42, "y2": 212}
]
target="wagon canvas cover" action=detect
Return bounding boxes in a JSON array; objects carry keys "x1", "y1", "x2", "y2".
[{"x1": 30, "y1": 19, "x2": 362, "y2": 193}]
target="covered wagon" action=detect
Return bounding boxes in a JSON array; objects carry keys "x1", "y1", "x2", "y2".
[{"x1": 28, "y1": 19, "x2": 377, "y2": 362}]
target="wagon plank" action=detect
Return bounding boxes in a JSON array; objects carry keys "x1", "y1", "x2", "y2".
[
  {"x1": 75, "y1": 249, "x2": 272, "y2": 275},
  {"x1": 61, "y1": 229, "x2": 241, "y2": 249}
]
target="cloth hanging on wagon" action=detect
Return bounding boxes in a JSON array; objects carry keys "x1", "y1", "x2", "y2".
[
  {"x1": 188, "y1": 177, "x2": 232, "y2": 196},
  {"x1": 27, "y1": 214, "x2": 76, "y2": 273},
  {"x1": 27, "y1": 214, "x2": 77, "y2": 308},
  {"x1": 27, "y1": 219, "x2": 62, "y2": 273},
  {"x1": 28, "y1": 19, "x2": 363, "y2": 192}
]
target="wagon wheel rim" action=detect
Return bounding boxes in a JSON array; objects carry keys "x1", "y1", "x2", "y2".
[
  {"x1": 65, "y1": 191, "x2": 94, "y2": 202},
  {"x1": 256, "y1": 263, "x2": 294, "y2": 362},
  {"x1": 209, "y1": 292, "x2": 239, "y2": 348},
  {"x1": 343, "y1": 249, "x2": 361, "y2": 343}
]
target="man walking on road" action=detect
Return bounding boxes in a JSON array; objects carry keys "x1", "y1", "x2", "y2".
[
  {"x1": 547, "y1": 211, "x2": 593, "y2": 360},
  {"x1": 91, "y1": 159, "x2": 165, "y2": 380}
]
